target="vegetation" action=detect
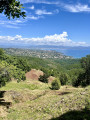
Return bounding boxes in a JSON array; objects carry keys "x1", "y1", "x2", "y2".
[
  {"x1": 51, "y1": 78, "x2": 61, "y2": 90},
  {"x1": 0, "y1": 80, "x2": 90, "y2": 120},
  {"x1": 59, "y1": 73, "x2": 69, "y2": 85},
  {"x1": 39, "y1": 74, "x2": 48, "y2": 83},
  {"x1": 0, "y1": 49, "x2": 30, "y2": 87},
  {"x1": 0, "y1": 0, "x2": 26, "y2": 19},
  {"x1": 0, "y1": 48, "x2": 90, "y2": 119},
  {"x1": 0, "y1": 48, "x2": 90, "y2": 88},
  {"x1": 72, "y1": 55, "x2": 90, "y2": 87}
]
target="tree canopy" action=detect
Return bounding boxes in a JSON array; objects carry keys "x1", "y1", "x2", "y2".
[
  {"x1": 73, "y1": 55, "x2": 90, "y2": 87},
  {"x1": 0, "y1": 0, "x2": 26, "y2": 19},
  {"x1": 80, "y1": 55, "x2": 90, "y2": 86}
]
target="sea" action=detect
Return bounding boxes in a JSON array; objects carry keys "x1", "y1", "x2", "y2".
[
  {"x1": 55, "y1": 48, "x2": 90, "y2": 58},
  {"x1": 35, "y1": 46, "x2": 90, "y2": 58},
  {"x1": 1, "y1": 44, "x2": 90, "y2": 58}
]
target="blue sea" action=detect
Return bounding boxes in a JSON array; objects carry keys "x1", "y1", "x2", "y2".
[
  {"x1": 37, "y1": 47, "x2": 90, "y2": 58},
  {"x1": 55, "y1": 48, "x2": 90, "y2": 58},
  {"x1": 1, "y1": 44, "x2": 90, "y2": 58}
]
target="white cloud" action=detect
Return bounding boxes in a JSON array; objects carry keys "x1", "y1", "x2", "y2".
[
  {"x1": 0, "y1": 14, "x2": 42, "y2": 28},
  {"x1": 0, "y1": 32, "x2": 88, "y2": 46},
  {"x1": 20, "y1": 0, "x2": 59, "y2": 5},
  {"x1": 29, "y1": 5, "x2": 35, "y2": 10},
  {"x1": 35, "y1": 9, "x2": 59, "y2": 15},
  {"x1": 5, "y1": 25, "x2": 20, "y2": 29},
  {"x1": 64, "y1": 3, "x2": 90, "y2": 12},
  {"x1": 26, "y1": 15, "x2": 42, "y2": 20},
  {"x1": 55, "y1": 9, "x2": 59, "y2": 14},
  {"x1": 35, "y1": 9, "x2": 53, "y2": 15},
  {"x1": 0, "y1": 19, "x2": 26, "y2": 28},
  {"x1": 20, "y1": 0, "x2": 90, "y2": 13}
]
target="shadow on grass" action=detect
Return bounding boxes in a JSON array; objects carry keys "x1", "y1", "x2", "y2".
[
  {"x1": 57, "y1": 92, "x2": 71, "y2": 95},
  {"x1": 0, "y1": 91, "x2": 6, "y2": 98},
  {"x1": 0, "y1": 91, "x2": 12, "y2": 108},
  {"x1": 49, "y1": 88, "x2": 71, "y2": 95},
  {"x1": 50, "y1": 109, "x2": 90, "y2": 120}
]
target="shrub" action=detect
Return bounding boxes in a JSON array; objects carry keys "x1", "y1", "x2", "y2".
[
  {"x1": 0, "y1": 70, "x2": 11, "y2": 87},
  {"x1": 85, "y1": 99, "x2": 90, "y2": 110},
  {"x1": 59, "y1": 73, "x2": 69, "y2": 85},
  {"x1": 51, "y1": 78, "x2": 61, "y2": 90},
  {"x1": 39, "y1": 74, "x2": 48, "y2": 83}
]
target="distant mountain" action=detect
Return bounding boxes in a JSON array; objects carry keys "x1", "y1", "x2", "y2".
[{"x1": 4, "y1": 48, "x2": 73, "y2": 59}]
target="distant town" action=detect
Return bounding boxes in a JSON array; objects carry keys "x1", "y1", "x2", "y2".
[{"x1": 4, "y1": 48, "x2": 73, "y2": 59}]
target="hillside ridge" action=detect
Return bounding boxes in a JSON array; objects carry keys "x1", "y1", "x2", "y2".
[{"x1": 4, "y1": 48, "x2": 73, "y2": 59}]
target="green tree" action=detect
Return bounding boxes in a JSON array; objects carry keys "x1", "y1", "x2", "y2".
[
  {"x1": 79, "y1": 55, "x2": 90, "y2": 86},
  {"x1": 0, "y1": 48, "x2": 5, "y2": 55},
  {"x1": 39, "y1": 74, "x2": 48, "y2": 83},
  {"x1": 0, "y1": 0, "x2": 26, "y2": 19},
  {"x1": 51, "y1": 78, "x2": 61, "y2": 90},
  {"x1": 0, "y1": 70, "x2": 11, "y2": 87},
  {"x1": 68, "y1": 68, "x2": 84, "y2": 86},
  {"x1": 73, "y1": 55, "x2": 90, "y2": 87},
  {"x1": 0, "y1": 48, "x2": 5, "y2": 59},
  {"x1": 0, "y1": 62, "x2": 11, "y2": 87},
  {"x1": 59, "y1": 73, "x2": 69, "y2": 85}
]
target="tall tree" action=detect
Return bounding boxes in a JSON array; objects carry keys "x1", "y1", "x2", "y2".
[
  {"x1": 73, "y1": 55, "x2": 90, "y2": 87},
  {"x1": 0, "y1": 0, "x2": 26, "y2": 19},
  {"x1": 80, "y1": 55, "x2": 90, "y2": 86}
]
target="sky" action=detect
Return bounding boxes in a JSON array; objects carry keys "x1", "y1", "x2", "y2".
[{"x1": 0, "y1": 0, "x2": 90, "y2": 47}]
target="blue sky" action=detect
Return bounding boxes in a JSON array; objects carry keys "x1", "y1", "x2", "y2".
[{"x1": 0, "y1": 0, "x2": 90, "y2": 47}]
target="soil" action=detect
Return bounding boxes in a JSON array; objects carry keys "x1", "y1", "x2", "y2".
[
  {"x1": 48, "y1": 76, "x2": 55, "y2": 83},
  {"x1": 25, "y1": 69, "x2": 44, "y2": 80}
]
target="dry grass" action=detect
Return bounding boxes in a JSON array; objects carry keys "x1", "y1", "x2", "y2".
[
  {"x1": 0, "y1": 79, "x2": 90, "y2": 120},
  {"x1": 25, "y1": 69, "x2": 44, "y2": 80}
]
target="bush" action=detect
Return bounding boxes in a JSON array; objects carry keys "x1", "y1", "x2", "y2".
[
  {"x1": 39, "y1": 74, "x2": 48, "y2": 83},
  {"x1": 72, "y1": 71, "x2": 89, "y2": 87},
  {"x1": 85, "y1": 99, "x2": 90, "y2": 110},
  {"x1": 51, "y1": 78, "x2": 61, "y2": 90},
  {"x1": 0, "y1": 70, "x2": 11, "y2": 87},
  {"x1": 59, "y1": 73, "x2": 69, "y2": 85}
]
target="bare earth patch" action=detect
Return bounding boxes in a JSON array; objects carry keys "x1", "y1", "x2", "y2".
[
  {"x1": 48, "y1": 76, "x2": 55, "y2": 83},
  {"x1": 25, "y1": 69, "x2": 44, "y2": 80}
]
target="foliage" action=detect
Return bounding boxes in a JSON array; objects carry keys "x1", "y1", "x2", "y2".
[
  {"x1": 0, "y1": 0, "x2": 26, "y2": 19},
  {"x1": 51, "y1": 78, "x2": 61, "y2": 90},
  {"x1": 39, "y1": 74, "x2": 48, "y2": 83},
  {"x1": 2, "y1": 48, "x2": 89, "y2": 88},
  {"x1": 14, "y1": 57, "x2": 31, "y2": 72},
  {"x1": 0, "y1": 68, "x2": 11, "y2": 87},
  {"x1": 80, "y1": 55, "x2": 90, "y2": 86},
  {"x1": 0, "y1": 48, "x2": 5, "y2": 55},
  {"x1": 0, "y1": 48, "x2": 5, "y2": 59},
  {"x1": 68, "y1": 68, "x2": 84, "y2": 86},
  {"x1": 59, "y1": 73, "x2": 69, "y2": 85},
  {"x1": 85, "y1": 99, "x2": 90, "y2": 110},
  {"x1": 0, "y1": 60, "x2": 26, "y2": 87},
  {"x1": 73, "y1": 55, "x2": 90, "y2": 87},
  {"x1": 0, "y1": 49, "x2": 28, "y2": 87},
  {"x1": 4, "y1": 48, "x2": 82, "y2": 79}
]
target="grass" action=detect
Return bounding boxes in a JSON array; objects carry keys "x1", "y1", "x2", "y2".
[
  {"x1": 0, "y1": 79, "x2": 90, "y2": 120},
  {"x1": 0, "y1": 80, "x2": 49, "y2": 91}
]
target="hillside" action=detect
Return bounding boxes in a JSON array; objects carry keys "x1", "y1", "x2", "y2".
[
  {"x1": 4, "y1": 48, "x2": 72, "y2": 59},
  {"x1": 0, "y1": 48, "x2": 90, "y2": 120},
  {"x1": 0, "y1": 78, "x2": 90, "y2": 120}
]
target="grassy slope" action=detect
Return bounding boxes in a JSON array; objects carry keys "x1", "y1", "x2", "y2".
[{"x1": 0, "y1": 79, "x2": 90, "y2": 120}]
